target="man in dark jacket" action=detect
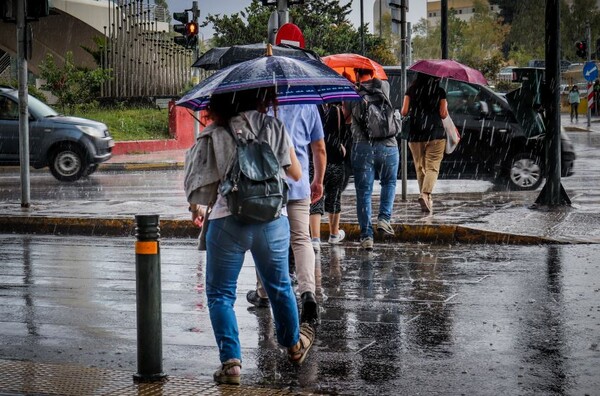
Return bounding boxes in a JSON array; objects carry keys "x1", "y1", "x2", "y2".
[{"x1": 346, "y1": 69, "x2": 399, "y2": 251}]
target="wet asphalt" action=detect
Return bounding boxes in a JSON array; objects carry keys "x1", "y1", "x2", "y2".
[{"x1": 1, "y1": 234, "x2": 599, "y2": 395}]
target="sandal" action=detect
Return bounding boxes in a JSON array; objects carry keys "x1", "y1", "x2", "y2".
[
  {"x1": 288, "y1": 323, "x2": 315, "y2": 365},
  {"x1": 213, "y1": 359, "x2": 242, "y2": 385}
]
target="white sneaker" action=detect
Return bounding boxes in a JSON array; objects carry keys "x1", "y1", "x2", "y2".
[
  {"x1": 311, "y1": 238, "x2": 321, "y2": 253},
  {"x1": 360, "y1": 237, "x2": 374, "y2": 251},
  {"x1": 328, "y1": 229, "x2": 346, "y2": 244}
]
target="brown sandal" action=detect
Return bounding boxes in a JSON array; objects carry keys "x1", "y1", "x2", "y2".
[
  {"x1": 288, "y1": 323, "x2": 315, "y2": 365},
  {"x1": 213, "y1": 359, "x2": 241, "y2": 385}
]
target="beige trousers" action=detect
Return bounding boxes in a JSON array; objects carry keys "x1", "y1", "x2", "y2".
[
  {"x1": 257, "y1": 197, "x2": 315, "y2": 297},
  {"x1": 408, "y1": 139, "x2": 446, "y2": 194}
]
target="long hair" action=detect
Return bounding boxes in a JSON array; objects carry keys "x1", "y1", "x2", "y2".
[{"x1": 208, "y1": 87, "x2": 278, "y2": 127}]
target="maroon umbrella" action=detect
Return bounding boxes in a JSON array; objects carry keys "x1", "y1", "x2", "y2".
[{"x1": 409, "y1": 59, "x2": 488, "y2": 85}]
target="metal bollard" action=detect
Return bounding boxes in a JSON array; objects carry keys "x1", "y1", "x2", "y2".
[{"x1": 133, "y1": 214, "x2": 167, "y2": 382}]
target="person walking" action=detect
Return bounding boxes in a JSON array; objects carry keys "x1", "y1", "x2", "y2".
[
  {"x1": 346, "y1": 68, "x2": 399, "y2": 251},
  {"x1": 246, "y1": 103, "x2": 326, "y2": 327},
  {"x1": 568, "y1": 85, "x2": 580, "y2": 123},
  {"x1": 309, "y1": 103, "x2": 352, "y2": 251},
  {"x1": 184, "y1": 88, "x2": 315, "y2": 385},
  {"x1": 400, "y1": 73, "x2": 448, "y2": 213}
]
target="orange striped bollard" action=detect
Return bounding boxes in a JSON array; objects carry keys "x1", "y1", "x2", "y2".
[{"x1": 133, "y1": 215, "x2": 167, "y2": 382}]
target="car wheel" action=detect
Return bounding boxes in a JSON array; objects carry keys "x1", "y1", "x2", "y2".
[
  {"x1": 49, "y1": 144, "x2": 87, "y2": 182},
  {"x1": 507, "y1": 153, "x2": 544, "y2": 191}
]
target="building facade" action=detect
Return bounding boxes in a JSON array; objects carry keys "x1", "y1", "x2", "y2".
[{"x1": 427, "y1": 0, "x2": 499, "y2": 26}]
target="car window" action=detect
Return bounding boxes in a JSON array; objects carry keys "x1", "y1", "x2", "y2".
[
  {"x1": 0, "y1": 96, "x2": 18, "y2": 120},
  {"x1": 442, "y1": 79, "x2": 482, "y2": 116},
  {"x1": 27, "y1": 94, "x2": 58, "y2": 118}
]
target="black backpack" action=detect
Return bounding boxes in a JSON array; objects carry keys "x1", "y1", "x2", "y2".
[
  {"x1": 358, "y1": 87, "x2": 399, "y2": 140},
  {"x1": 219, "y1": 117, "x2": 288, "y2": 224}
]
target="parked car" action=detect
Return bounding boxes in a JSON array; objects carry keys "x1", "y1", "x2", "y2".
[
  {"x1": 384, "y1": 67, "x2": 576, "y2": 190},
  {"x1": 496, "y1": 66, "x2": 516, "y2": 82},
  {"x1": 0, "y1": 86, "x2": 114, "y2": 181}
]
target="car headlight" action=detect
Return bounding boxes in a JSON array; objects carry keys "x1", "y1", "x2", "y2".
[{"x1": 76, "y1": 125, "x2": 106, "y2": 138}]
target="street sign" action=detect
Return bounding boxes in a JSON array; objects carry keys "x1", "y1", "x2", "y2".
[
  {"x1": 275, "y1": 23, "x2": 305, "y2": 48},
  {"x1": 583, "y1": 61, "x2": 598, "y2": 82}
]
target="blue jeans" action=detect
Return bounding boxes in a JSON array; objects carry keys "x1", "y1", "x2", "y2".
[
  {"x1": 351, "y1": 142, "x2": 399, "y2": 239},
  {"x1": 205, "y1": 215, "x2": 300, "y2": 363}
]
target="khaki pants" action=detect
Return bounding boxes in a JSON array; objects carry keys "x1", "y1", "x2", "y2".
[
  {"x1": 258, "y1": 197, "x2": 315, "y2": 297},
  {"x1": 408, "y1": 139, "x2": 445, "y2": 195}
]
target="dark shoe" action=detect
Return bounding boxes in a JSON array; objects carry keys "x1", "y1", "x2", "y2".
[
  {"x1": 418, "y1": 194, "x2": 432, "y2": 213},
  {"x1": 246, "y1": 290, "x2": 269, "y2": 308},
  {"x1": 213, "y1": 359, "x2": 241, "y2": 385},
  {"x1": 288, "y1": 323, "x2": 315, "y2": 365},
  {"x1": 300, "y1": 291, "x2": 320, "y2": 325}
]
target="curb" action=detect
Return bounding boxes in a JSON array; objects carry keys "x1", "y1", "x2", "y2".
[
  {"x1": 0, "y1": 215, "x2": 570, "y2": 245},
  {"x1": 99, "y1": 162, "x2": 185, "y2": 172}
]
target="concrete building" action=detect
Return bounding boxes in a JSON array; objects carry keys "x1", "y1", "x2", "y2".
[{"x1": 427, "y1": 0, "x2": 500, "y2": 26}]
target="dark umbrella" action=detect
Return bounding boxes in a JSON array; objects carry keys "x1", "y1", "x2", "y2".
[
  {"x1": 177, "y1": 53, "x2": 360, "y2": 111},
  {"x1": 409, "y1": 59, "x2": 488, "y2": 85},
  {"x1": 192, "y1": 43, "x2": 320, "y2": 70}
]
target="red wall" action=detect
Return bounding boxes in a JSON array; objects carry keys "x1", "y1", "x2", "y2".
[{"x1": 112, "y1": 101, "x2": 210, "y2": 155}]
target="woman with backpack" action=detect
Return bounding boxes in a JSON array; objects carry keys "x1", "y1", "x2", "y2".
[
  {"x1": 184, "y1": 87, "x2": 314, "y2": 385},
  {"x1": 401, "y1": 73, "x2": 448, "y2": 213}
]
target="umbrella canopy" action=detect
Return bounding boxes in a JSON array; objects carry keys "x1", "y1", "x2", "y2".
[
  {"x1": 409, "y1": 59, "x2": 488, "y2": 85},
  {"x1": 322, "y1": 53, "x2": 387, "y2": 82},
  {"x1": 177, "y1": 55, "x2": 360, "y2": 111},
  {"x1": 193, "y1": 43, "x2": 320, "y2": 70}
]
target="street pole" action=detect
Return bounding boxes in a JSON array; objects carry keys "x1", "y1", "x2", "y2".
[
  {"x1": 277, "y1": 0, "x2": 289, "y2": 27},
  {"x1": 400, "y1": 1, "x2": 408, "y2": 201},
  {"x1": 17, "y1": 0, "x2": 30, "y2": 208},
  {"x1": 587, "y1": 21, "x2": 592, "y2": 129},
  {"x1": 441, "y1": 0, "x2": 448, "y2": 59},
  {"x1": 192, "y1": 1, "x2": 200, "y2": 139},
  {"x1": 535, "y1": 0, "x2": 570, "y2": 206},
  {"x1": 360, "y1": 0, "x2": 365, "y2": 55}
]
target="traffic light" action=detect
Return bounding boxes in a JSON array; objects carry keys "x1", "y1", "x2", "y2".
[
  {"x1": 173, "y1": 2, "x2": 200, "y2": 49},
  {"x1": 173, "y1": 10, "x2": 190, "y2": 48},
  {"x1": 1, "y1": 0, "x2": 49, "y2": 22},
  {"x1": 576, "y1": 40, "x2": 587, "y2": 59}
]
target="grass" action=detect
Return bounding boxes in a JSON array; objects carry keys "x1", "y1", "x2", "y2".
[{"x1": 71, "y1": 107, "x2": 170, "y2": 141}]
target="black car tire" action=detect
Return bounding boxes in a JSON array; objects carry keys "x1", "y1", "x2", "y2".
[
  {"x1": 49, "y1": 144, "x2": 88, "y2": 182},
  {"x1": 506, "y1": 152, "x2": 544, "y2": 191}
]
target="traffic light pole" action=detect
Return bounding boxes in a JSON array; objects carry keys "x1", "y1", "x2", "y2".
[
  {"x1": 17, "y1": 0, "x2": 30, "y2": 208},
  {"x1": 192, "y1": 1, "x2": 200, "y2": 139},
  {"x1": 587, "y1": 21, "x2": 592, "y2": 129}
]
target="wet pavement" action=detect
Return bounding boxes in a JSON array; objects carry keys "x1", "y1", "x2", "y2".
[
  {"x1": 1, "y1": 235, "x2": 599, "y2": 395},
  {"x1": 1, "y1": 113, "x2": 600, "y2": 395}
]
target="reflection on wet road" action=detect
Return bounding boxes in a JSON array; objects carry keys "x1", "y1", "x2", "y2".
[{"x1": 1, "y1": 235, "x2": 599, "y2": 395}]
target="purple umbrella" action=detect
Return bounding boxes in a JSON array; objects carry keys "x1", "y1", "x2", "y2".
[
  {"x1": 409, "y1": 59, "x2": 488, "y2": 85},
  {"x1": 176, "y1": 54, "x2": 360, "y2": 111}
]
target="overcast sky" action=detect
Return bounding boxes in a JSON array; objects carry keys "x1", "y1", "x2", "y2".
[{"x1": 166, "y1": 0, "x2": 427, "y2": 40}]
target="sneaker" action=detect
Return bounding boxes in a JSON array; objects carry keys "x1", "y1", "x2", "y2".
[
  {"x1": 246, "y1": 290, "x2": 269, "y2": 308},
  {"x1": 311, "y1": 238, "x2": 321, "y2": 253},
  {"x1": 300, "y1": 291, "x2": 320, "y2": 325},
  {"x1": 360, "y1": 237, "x2": 374, "y2": 251},
  {"x1": 328, "y1": 229, "x2": 346, "y2": 244},
  {"x1": 376, "y1": 219, "x2": 395, "y2": 236}
]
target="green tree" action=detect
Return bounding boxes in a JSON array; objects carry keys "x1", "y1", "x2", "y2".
[
  {"x1": 38, "y1": 52, "x2": 111, "y2": 113},
  {"x1": 201, "y1": 0, "x2": 396, "y2": 64},
  {"x1": 411, "y1": 1, "x2": 507, "y2": 81}
]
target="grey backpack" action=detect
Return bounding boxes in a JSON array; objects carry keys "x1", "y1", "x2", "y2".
[
  {"x1": 219, "y1": 117, "x2": 288, "y2": 224},
  {"x1": 358, "y1": 88, "x2": 399, "y2": 140}
]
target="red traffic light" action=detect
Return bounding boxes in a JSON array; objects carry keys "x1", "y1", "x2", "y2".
[
  {"x1": 185, "y1": 22, "x2": 198, "y2": 38},
  {"x1": 576, "y1": 40, "x2": 587, "y2": 59}
]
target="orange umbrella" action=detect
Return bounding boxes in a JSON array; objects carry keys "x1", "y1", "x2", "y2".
[{"x1": 322, "y1": 53, "x2": 388, "y2": 83}]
